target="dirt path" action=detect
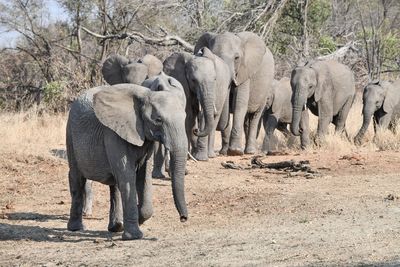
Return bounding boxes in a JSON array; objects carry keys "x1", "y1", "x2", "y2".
[{"x1": 1, "y1": 150, "x2": 400, "y2": 266}]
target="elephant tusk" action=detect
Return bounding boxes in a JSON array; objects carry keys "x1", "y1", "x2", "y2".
[{"x1": 187, "y1": 151, "x2": 198, "y2": 163}]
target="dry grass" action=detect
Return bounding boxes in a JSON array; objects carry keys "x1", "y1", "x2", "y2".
[
  {"x1": 0, "y1": 108, "x2": 67, "y2": 158},
  {"x1": 1, "y1": 95, "x2": 400, "y2": 160}
]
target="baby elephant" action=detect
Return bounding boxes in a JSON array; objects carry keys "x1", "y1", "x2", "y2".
[
  {"x1": 262, "y1": 78, "x2": 310, "y2": 153},
  {"x1": 354, "y1": 79, "x2": 400, "y2": 144}
]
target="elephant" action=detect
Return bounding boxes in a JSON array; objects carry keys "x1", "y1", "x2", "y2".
[
  {"x1": 290, "y1": 60, "x2": 355, "y2": 142},
  {"x1": 101, "y1": 53, "x2": 172, "y2": 178},
  {"x1": 194, "y1": 31, "x2": 275, "y2": 155},
  {"x1": 262, "y1": 78, "x2": 310, "y2": 153},
  {"x1": 66, "y1": 75, "x2": 188, "y2": 240},
  {"x1": 354, "y1": 79, "x2": 400, "y2": 144},
  {"x1": 102, "y1": 54, "x2": 163, "y2": 85},
  {"x1": 163, "y1": 47, "x2": 231, "y2": 161}
]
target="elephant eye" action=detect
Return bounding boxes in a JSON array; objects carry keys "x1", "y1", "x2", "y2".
[
  {"x1": 234, "y1": 55, "x2": 240, "y2": 61},
  {"x1": 155, "y1": 116, "x2": 163, "y2": 124}
]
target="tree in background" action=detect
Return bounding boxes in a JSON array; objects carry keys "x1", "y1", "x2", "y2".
[{"x1": 0, "y1": 0, "x2": 399, "y2": 112}]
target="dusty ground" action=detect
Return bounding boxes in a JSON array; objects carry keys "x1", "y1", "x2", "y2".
[{"x1": 1, "y1": 145, "x2": 400, "y2": 266}]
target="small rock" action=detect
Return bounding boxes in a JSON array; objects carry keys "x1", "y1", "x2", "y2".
[
  {"x1": 5, "y1": 204, "x2": 13, "y2": 209},
  {"x1": 57, "y1": 201, "x2": 65, "y2": 205}
]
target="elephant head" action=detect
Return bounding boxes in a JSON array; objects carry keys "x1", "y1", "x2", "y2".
[
  {"x1": 194, "y1": 31, "x2": 266, "y2": 86},
  {"x1": 102, "y1": 54, "x2": 163, "y2": 85},
  {"x1": 354, "y1": 80, "x2": 398, "y2": 144},
  {"x1": 92, "y1": 82, "x2": 188, "y2": 221},
  {"x1": 185, "y1": 47, "x2": 225, "y2": 137},
  {"x1": 290, "y1": 64, "x2": 321, "y2": 136}
]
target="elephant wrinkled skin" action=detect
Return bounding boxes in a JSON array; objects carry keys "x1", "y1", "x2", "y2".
[
  {"x1": 290, "y1": 60, "x2": 355, "y2": 142},
  {"x1": 163, "y1": 47, "x2": 231, "y2": 161},
  {"x1": 195, "y1": 31, "x2": 275, "y2": 155},
  {"x1": 262, "y1": 78, "x2": 310, "y2": 153},
  {"x1": 354, "y1": 79, "x2": 400, "y2": 144},
  {"x1": 66, "y1": 78, "x2": 188, "y2": 240}
]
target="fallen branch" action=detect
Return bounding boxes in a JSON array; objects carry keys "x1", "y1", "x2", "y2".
[
  {"x1": 81, "y1": 26, "x2": 194, "y2": 52},
  {"x1": 317, "y1": 41, "x2": 359, "y2": 61}
]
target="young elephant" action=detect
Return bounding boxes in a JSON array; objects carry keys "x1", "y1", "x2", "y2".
[
  {"x1": 290, "y1": 60, "x2": 355, "y2": 141},
  {"x1": 262, "y1": 78, "x2": 310, "y2": 153},
  {"x1": 354, "y1": 79, "x2": 400, "y2": 144},
  {"x1": 66, "y1": 77, "x2": 188, "y2": 240},
  {"x1": 163, "y1": 47, "x2": 231, "y2": 161}
]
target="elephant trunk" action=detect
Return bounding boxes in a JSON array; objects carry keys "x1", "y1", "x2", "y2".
[
  {"x1": 291, "y1": 88, "x2": 306, "y2": 136},
  {"x1": 195, "y1": 89, "x2": 215, "y2": 137},
  {"x1": 354, "y1": 106, "x2": 374, "y2": 145},
  {"x1": 169, "y1": 141, "x2": 188, "y2": 222}
]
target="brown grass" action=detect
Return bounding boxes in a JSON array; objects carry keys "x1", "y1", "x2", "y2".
[
  {"x1": 1, "y1": 95, "x2": 399, "y2": 159},
  {"x1": 0, "y1": 108, "x2": 67, "y2": 158}
]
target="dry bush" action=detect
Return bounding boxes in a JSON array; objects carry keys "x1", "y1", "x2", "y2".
[{"x1": 0, "y1": 109, "x2": 67, "y2": 158}]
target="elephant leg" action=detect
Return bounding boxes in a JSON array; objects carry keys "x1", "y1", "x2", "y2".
[
  {"x1": 186, "y1": 109, "x2": 198, "y2": 154},
  {"x1": 300, "y1": 110, "x2": 310, "y2": 149},
  {"x1": 245, "y1": 108, "x2": 263, "y2": 154},
  {"x1": 110, "y1": 159, "x2": 142, "y2": 240},
  {"x1": 333, "y1": 96, "x2": 353, "y2": 136},
  {"x1": 228, "y1": 81, "x2": 250, "y2": 155},
  {"x1": 208, "y1": 128, "x2": 217, "y2": 158},
  {"x1": 137, "y1": 161, "x2": 153, "y2": 225},
  {"x1": 152, "y1": 142, "x2": 166, "y2": 178},
  {"x1": 276, "y1": 122, "x2": 290, "y2": 138},
  {"x1": 262, "y1": 114, "x2": 278, "y2": 154},
  {"x1": 375, "y1": 113, "x2": 392, "y2": 135},
  {"x1": 193, "y1": 113, "x2": 209, "y2": 161},
  {"x1": 316, "y1": 102, "x2": 333, "y2": 144},
  {"x1": 108, "y1": 184, "x2": 124, "y2": 232},
  {"x1": 219, "y1": 121, "x2": 231, "y2": 155},
  {"x1": 67, "y1": 168, "x2": 86, "y2": 231},
  {"x1": 82, "y1": 180, "x2": 93, "y2": 217}
]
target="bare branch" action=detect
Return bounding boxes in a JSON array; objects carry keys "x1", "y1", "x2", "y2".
[{"x1": 81, "y1": 26, "x2": 194, "y2": 52}]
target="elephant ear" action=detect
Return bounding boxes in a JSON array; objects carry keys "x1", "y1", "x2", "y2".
[
  {"x1": 93, "y1": 84, "x2": 149, "y2": 146},
  {"x1": 310, "y1": 63, "x2": 329, "y2": 102},
  {"x1": 383, "y1": 81, "x2": 399, "y2": 113},
  {"x1": 102, "y1": 54, "x2": 130, "y2": 85},
  {"x1": 139, "y1": 54, "x2": 163, "y2": 77},
  {"x1": 194, "y1": 32, "x2": 217, "y2": 54},
  {"x1": 235, "y1": 32, "x2": 266, "y2": 84},
  {"x1": 198, "y1": 47, "x2": 216, "y2": 60}
]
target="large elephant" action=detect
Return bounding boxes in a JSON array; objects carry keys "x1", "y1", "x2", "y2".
[
  {"x1": 66, "y1": 76, "x2": 188, "y2": 240},
  {"x1": 163, "y1": 47, "x2": 231, "y2": 161},
  {"x1": 354, "y1": 79, "x2": 400, "y2": 144},
  {"x1": 290, "y1": 60, "x2": 355, "y2": 141},
  {"x1": 194, "y1": 31, "x2": 275, "y2": 155},
  {"x1": 262, "y1": 78, "x2": 310, "y2": 153}
]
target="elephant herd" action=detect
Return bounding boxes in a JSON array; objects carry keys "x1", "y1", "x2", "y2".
[{"x1": 66, "y1": 31, "x2": 400, "y2": 240}]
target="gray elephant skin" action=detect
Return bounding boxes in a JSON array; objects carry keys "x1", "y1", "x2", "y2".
[
  {"x1": 290, "y1": 60, "x2": 355, "y2": 141},
  {"x1": 102, "y1": 53, "x2": 174, "y2": 178},
  {"x1": 66, "y1": 77, "x2": 188, "y2": 240},
  {"x1": 163, "y1": 47, "x2": 231, "y2": 161},
  {"x1": 354, "y1": 79, "x2": 400, "y2": 144},
  {"x1": 195, "y1": 31, "x2": 275, "y2": 155},
  {"x1": 262, "y1": 78, "x2": 310, "y2": 153}
]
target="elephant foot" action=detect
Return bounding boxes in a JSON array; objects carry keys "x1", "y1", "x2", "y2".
[
  {"x1": 122, "y1": 228, "x2": 143, "y2": 240},
  {"x1": 82, "y1": 210, "x2": 92, "y2": 217},
  {"x1": 227, "y1": 148, "x2": 244, "y2": 156},
  {"x1": 152, "y1": 170, "x2": 166, "y2": 179},
  {"x1": 208, "y1": 151, "x2": 217, "y2": 158},
  {"x1": 193, "y1": 151, "x2": 209, "y2": 161},
  {"x1": 108, "y1": 221, "x2": 124, "y2": 232},
  {"x1": 219, "y1": 146, "x2": 228, "y2": 155},
  {"x1": 244, "y1": 147, "x2": 257, "y2": 155},
  {"x1": 67, "y1": 219, "x2": 86, "y2": 231}
]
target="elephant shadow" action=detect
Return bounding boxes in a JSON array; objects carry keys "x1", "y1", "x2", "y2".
[
  {"x1": 50, "y1": 149, "x2": 67, "y2": 160},
  {"x1": 1, "y1": 212, "x2": 110, "y2": 242}
]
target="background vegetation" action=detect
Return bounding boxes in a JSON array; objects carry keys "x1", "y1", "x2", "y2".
[{"x1": 0, "y1": 0, "x2": 399, "y2": 112}]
